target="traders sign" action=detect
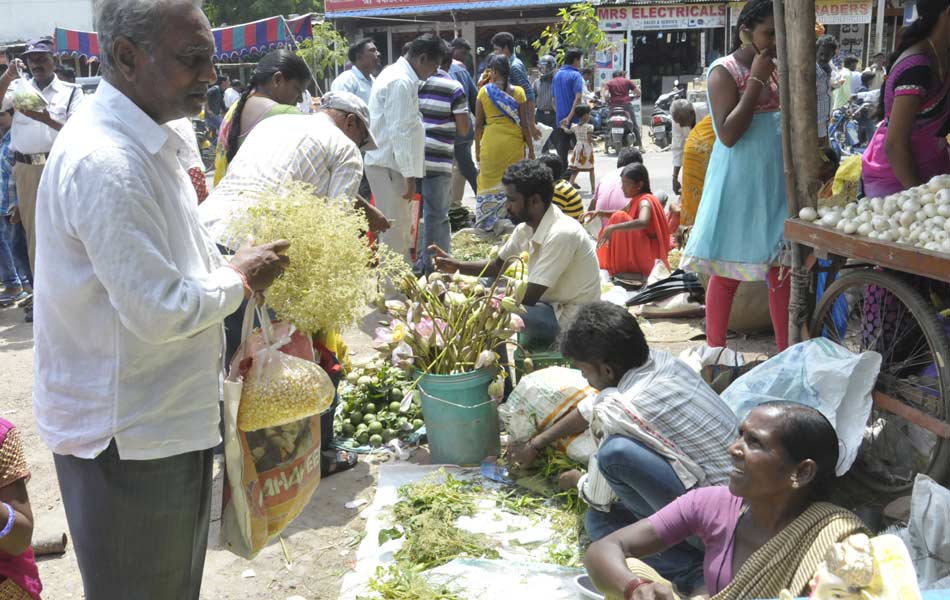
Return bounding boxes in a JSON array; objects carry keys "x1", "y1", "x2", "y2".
[
  {"x1": 598, "y1": 4, "x2": 727, "y2": 31},
  {"x1": 729, "y1": 0, "x2": 872, "y2": 24}
]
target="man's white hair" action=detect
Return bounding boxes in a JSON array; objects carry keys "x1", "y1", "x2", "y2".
[{"x1": 94, "y1": 0, "x2": 203, "y2": 77}]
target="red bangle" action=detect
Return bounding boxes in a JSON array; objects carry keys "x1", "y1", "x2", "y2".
[
  {"x1": 225, "y1": 264, "x2": 253, "y2": 299},
  {"x1": 624, "y1": 578, "x2": 650, "y2": 600}
]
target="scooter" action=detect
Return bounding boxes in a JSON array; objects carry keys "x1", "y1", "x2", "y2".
[
  {"x1": 650, "y1": 81, "x2": 685, "y2": 149},
  {"x1": 192, "y1": 115, "x2": 216, "y2": 171},
  {"x1": 828, "y1": 98, "x2": 867, "y2": 157},
  {"x1": 608, "y1": 106, "x2": 641, "y2": 154}
]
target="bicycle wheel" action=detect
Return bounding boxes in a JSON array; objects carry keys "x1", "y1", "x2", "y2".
[{"x1": 810, "y1": 269, "x2": 950, "y2": 494}]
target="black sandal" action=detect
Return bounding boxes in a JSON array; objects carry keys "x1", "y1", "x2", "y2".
[{"x1": 321, "y1": 448, "x2": 358, "y2": 478}]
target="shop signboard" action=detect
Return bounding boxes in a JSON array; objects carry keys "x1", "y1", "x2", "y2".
[
  {"x1": 838, "y1": 24, "x2": 865, "y2": 59},
  {"x1": 595, "y1": 35, "x2": 626, "y2": 87},
  {"x1": 598, "y1": 4, "x2": 727, "y2": 31},
  {"x1": 729, "y1": 0, "x2": 872, "y2": 24}
]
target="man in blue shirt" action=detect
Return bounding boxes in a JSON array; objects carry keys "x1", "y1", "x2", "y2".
[
  {"x1": 491, "y1": 32, "x2": 540, "y2": 141},
  {"x1": 449, "y1": 38, "x2": 479, "y2": 201},
  {"x1": 552, "y1": 49, "x2": 586, "y2": 171}
]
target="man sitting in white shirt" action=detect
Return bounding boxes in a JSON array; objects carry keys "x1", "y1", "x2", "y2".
[
  {"x1": 512, "y1": 301, "x2": 738, "y2": 593},
  {"x1": 431, "y1": 159, "x2": 601, "y2": 349},
  {"x1": 365, "y1": 34, "x2": 446, "y2": 262},
  {"x1": 33, "y1": 0, "x2": 288, "y2": 597}
]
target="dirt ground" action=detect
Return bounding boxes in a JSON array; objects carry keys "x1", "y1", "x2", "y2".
[
  {"x1": 0, "y1": 148, "x2": 780, "y2": 599},
  {"x1": 0, "y1": 302, "x2": 776, "y2": 599}
]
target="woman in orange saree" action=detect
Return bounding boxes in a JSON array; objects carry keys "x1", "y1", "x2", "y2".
[{"x1": 596, "y1": 163, "x2": 671, "y2": 277}]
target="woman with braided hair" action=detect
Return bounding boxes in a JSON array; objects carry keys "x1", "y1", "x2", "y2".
[
  {"x1": 681, "y1": 0, "x2": 791, "y2": 352},
  {"x1": 213, "y1": 49, "x2": 311, "y2": 184}
]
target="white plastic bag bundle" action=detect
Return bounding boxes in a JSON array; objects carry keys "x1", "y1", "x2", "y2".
[
  {"x1": 10, "y1": 65, "x2": 47, "y2": 112},
  {"x1": 906, "y1": 475, "x2": 950, "y2": 589},
  {"x1": 499, "y1": 366, "x2": 598, "y2": 463},
  {"x1": 720, "y1": 338, "x2": 881, "y2": 476},
  {"x1": 532, "y1": 122, "x2": 553, "y2": 157}
]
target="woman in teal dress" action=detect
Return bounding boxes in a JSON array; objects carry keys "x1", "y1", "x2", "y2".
[{"x1": 681, "y1": 0, "x2": 791, "y2": 351}]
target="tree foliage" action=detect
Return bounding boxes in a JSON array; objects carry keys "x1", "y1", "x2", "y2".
[
  {"x1": 296, "y1": 22, "x2": 349, "y2": 80},
  {"x1": 203, "y1": 0, "x2": 324, "y2": 27},
  {"x1": 533, "y1": 3, "x2": 611, "y2": 64}
]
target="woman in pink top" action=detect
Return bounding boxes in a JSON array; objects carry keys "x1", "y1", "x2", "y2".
[
  {"x1": 584, "y1": 402, "x2": 867, "y2": 600},
  {"x1": 0, "y1": 419, "x2": 42, "y2": 599}
]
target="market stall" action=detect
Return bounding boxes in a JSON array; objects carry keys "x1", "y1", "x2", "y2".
[{"x1": 773, "y1": 0, "x2": 950, "y2": 495}]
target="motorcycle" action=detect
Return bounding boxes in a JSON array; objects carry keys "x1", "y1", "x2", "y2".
[
  {"x1": 608, "y1": 105, "x2": 641, "y2": 154},
  {"x1": 590, "y1": 98, "x2": 610, "y2": 139},
  {"x1": 654, "y1": 80, "x2": 687, "y2": 113},
  {"x1": 828, "y1": 98, "x2": 868, "y2": 157}
]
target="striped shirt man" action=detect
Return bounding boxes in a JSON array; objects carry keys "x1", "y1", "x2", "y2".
[
  {"x1": 553, "y1": 179, "x2": 584, "y2": 220},
  {"x1": 419, "y1": 70, "x2": 468, "y2": 176}
]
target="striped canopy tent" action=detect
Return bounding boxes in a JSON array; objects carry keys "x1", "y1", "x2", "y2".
[
  {"x1": 286, "y1": 14, "x2": 314, "y2": 43},
  {"x1": 53, "y1": 15, "x2": 314, "y2": 62},
  {"x1": 213, "y1": 15, "x2": 300, "y2": 60},
  {"x1": 54, "y1": 28, "x2": 99, "y2": 60}
]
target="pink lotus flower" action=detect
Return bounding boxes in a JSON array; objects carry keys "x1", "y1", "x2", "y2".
[
  {"x1": 392, "y1": 341, "x2": 414, "y2": 369},
  {"x1": 509, "y1": 314, "x2": 525, "y2": 332}
]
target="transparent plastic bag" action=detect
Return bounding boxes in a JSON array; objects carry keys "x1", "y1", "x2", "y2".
[
  {"x1": 11, "y1": 66, "x2": 47, "y2": 112},
  {"x1": 237, "y1": 305, "x2": 334, "y2": 431}
]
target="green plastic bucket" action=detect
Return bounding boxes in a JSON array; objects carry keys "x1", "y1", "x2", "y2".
[{"x1": 417, "y1": 367, "x2": 501, "y2": 466}]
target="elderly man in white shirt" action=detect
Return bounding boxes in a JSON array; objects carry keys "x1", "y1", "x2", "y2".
[
  {"x1": 364, "y1": 34, "x2": 445, "y2": 262},
  {"x1": 33, "y1": 1, "x2": 288, "y2": 597},
  {"x1": 432, "y1": 159, "x2": 600, "y2": 348},
  {"x1": 330, "y1": 37, "x2": 380, "y2": 105},
  {"x1": 0, "y1": 38, "x2": 83, "y2": 271}
]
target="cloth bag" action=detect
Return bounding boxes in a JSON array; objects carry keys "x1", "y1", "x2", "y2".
[
  {"x1": 221, "y1": 304, "x2": 328, "y2": 558},
  {"x1": 721, "y1": 338, "x2": 881, "y2": 476}
]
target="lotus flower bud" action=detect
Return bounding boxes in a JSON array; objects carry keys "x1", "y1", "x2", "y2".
[
  {"x1": 488, "y1": 377, "x2": 505, "y2": 400},
  {"x1": 474, "y1": 350, "x2": 497, "y2": 370},
  {"x1": 512, "y1": 280, "x2": 528, "y2": 303},
  {"x1": 501, "y1": 296, "x2": 526, "y2": 314}
]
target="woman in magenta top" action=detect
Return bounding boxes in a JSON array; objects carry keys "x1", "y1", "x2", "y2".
[
  {"x1": 583, "y1": 402, "x2": 867, "y2": 600},
  {"x1": 0, "y1": 419, "x2": 42, "y2": 599},
  {"x1": 862, "y1": 0, "x2": 950, "y2": 198}
]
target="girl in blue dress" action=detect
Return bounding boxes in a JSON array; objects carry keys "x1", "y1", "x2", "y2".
[{"x1": 681, "y1": 0, "x2": 791, "y2": 351}]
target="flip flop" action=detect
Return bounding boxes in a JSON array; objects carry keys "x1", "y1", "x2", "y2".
[{"x1": 321, "y1": 448, "x2": 358, "y2": 478}]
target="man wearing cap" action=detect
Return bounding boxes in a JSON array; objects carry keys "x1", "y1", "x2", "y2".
[
  {"x1": 201, "y1": 90, "x2": 390, "y2": 246},
  {"x1": 200, "y1": 90, "x2": 390, "y2": 478},
  {"x1": 0, "y1": 38, "x2": 84, "y2": 272}
]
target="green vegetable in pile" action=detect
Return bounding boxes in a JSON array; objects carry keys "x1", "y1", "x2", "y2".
[
  {"x1": 335, "y1": 361, "x2": 423, "y2": 445},
  {"x1": 359, "y1": 564, "x2": 462, "y2": 600}
]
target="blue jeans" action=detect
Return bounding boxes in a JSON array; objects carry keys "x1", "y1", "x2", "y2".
[
  {"x1": 454, "y1": 141, "x2": 478, "y2": 194},
  {"x1": 0, "y1": 219, "x2": 30, "y2": 288},
  {"x1": 419, "y1": 173, "x2": 453, "y2": 274},
  {"x1": 586, "y1": 435, "x2": 705, "y2": 594}
]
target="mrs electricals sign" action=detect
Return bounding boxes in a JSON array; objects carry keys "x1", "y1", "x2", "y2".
[{"x1": 598, "y1": 4, "x2": 728, "y2": 31}]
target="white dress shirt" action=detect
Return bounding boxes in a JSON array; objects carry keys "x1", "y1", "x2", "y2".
[
  {"x1": 10, "y1": 76, "x2": 83, "y2": 155},
  {"x1": 330, "y1": 66, "x2": 375, "y2": 104},
  {"x1": 364, "y1": 57, "x2": 425, "y2": 180},
  {"x1": 224, "y1": 86, "x2": 241, "y2": 109},
  {"x1": 200, "y1": 112, "x2": 364, "y2": 249},
  {"x1": 498, "y1": 204, "x2": 601, "y2": 322},
  {"x1": 34, "y1": 80, "x2": 246, "y2": 460}
]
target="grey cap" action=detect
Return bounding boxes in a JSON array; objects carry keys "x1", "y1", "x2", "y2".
[{"x1": 320, "y1": 90, "x2": 378, "y2": 151}]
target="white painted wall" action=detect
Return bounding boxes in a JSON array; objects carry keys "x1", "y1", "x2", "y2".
[{"x1": 0, "y1": 0, "x2": 94, "y2": 44}]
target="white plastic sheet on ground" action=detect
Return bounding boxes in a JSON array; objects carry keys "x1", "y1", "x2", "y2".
[
  {"x1": 720, "y1": 337, "x2": 881, "y2": 476},
  {"x1": 337, "y1": 464, "x2": 584, "y2": 600}
]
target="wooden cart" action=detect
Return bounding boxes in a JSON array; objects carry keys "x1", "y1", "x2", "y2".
[{"x1": 785, "y1": 218, "x2": 950, "y2": 495}]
